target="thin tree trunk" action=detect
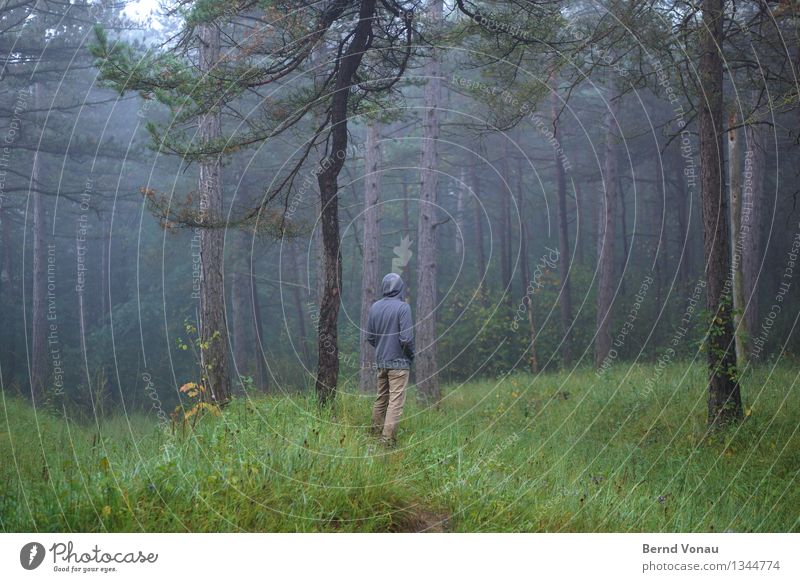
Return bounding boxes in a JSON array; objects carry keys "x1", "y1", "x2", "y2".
[
  {"x1": 574, "y1": 179, "x2": 585, "y2": 266},
  {"x1": 619, "y1": 173, "x2": 628, "y2": 296},
  {"x1": 500, "y1": 147, "x2": 513, "y2": 309},
  {"x1": 401, "y1": 182, "x2": 413, "y2": 292},
  {"x1": 289, "y1": 242, "x2": 311, "y2": 369},
  {"x1": 249, "y1": 254, "x2": 268, "y2": 391},
  {"x1": 30, "y1": 82, "x2": 47, "y2": 403},
  {"x1": 674, "y1": 144, "x2": 692, "y2": 286},
  {"x1": 415, "y1": 0, "x2": 443, "y2": 404},
  {"x1": 595, "y1": 83, "x2": 620, "y2": 369},
  {"x1": 470, "y1": 163, "x2": 487, "y2": 302},
  {"x1": 231, "y1": 234, "x2": 255, "y2": 390},
  {"x1": 315, "y1": 0, "x2": 376, "y2": 405},
  {"x1": 100, "y1": 211, "x2": 110, "y2": 324},
  {"x1": 742, "y1": 99, "x2": 765, "y2": 357},
  {"x1": 516, "y1": 155, "x2": 538, "y2": 373},
  {"x1": 1, "y1": 204, "x2": 16, "y2": 383},
  {"x1": 728, "y1": 112, "x2": 747, "y2": 364},
  {"x1": 359, "y1": 121, "x2": 381, "y2": 394},
  {"x1": 197, "y1": 23, "x2": 230, "y2": 405},
  {"x1": 551, "y1": 87, "x2": 573, "y2": 366},
  {"x1": 700, "y1": 0, "x2": 743, "y2": 427},
  {"x1": 455, "y1": 168, "x2": 465, "y2": 257},
  {"x1": 315, "y1": 200, "x2": 325, "y2": 312},
  {"x1": 231, "y1": 264, "x2": 251, "y2": 387}
]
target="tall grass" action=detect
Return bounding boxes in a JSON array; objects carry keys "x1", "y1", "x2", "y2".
[{"x1": 1, "y1": 361, "x2": 798, "y2": 532}]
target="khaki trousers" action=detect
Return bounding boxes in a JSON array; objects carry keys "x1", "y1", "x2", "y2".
[{"x1": 371, "y1": 368, "x2": 409, "y2": 441}]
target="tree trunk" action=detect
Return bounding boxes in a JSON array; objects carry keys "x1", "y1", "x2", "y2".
[
  {"x1": 574, "y1": 179, "x2": 585, "y2": 266},
  {"x1": 742, "y1": 99, "x2": 765, "y2": 357},
  {"x1": 415, "y1": 0, "x2": 443, "y2": 404},
  {"x1": 231, "y1": 265, "x2": 250, "y2": 387},
  {"x1": 455, "y1": 168, "x2": 466, "y2": 257},
  {"x1": 516, "y1": 155, "x2": 538, "y2": 373},
  {"x1": 551, "y1": 88, "x2": 573, "y2": 366},
  {"x1": 400, "y1": 182, "x2": 413, "y2": 293},
  {"x1": 470, "y1": 163, "x2": 487, "y2": 302},
  {"x1": 674, "y1": 144, "x2": 692, "y2": 286},
  {"x1": 30, "y1": 82, "x2": 47, "y2": 403},
  {"x1": 618, "y1": 174, "x2": 628, "y2": 296},
  {"x1": 359, "y1": 121, "x2": 381, "y2": 394},
  {"x1": 315, "y1": 0, "x2": 376, "y2": 406},
  {"x1": 249, "y1": 258, "x2": 269, "y2": 391},
  {"x1": 231, "y1": 234, "x2": 256, "y2": 391},
  {"x1": 100, "y1": 211, "x2": 110, "y2": 324},
  {"x1": 727, "y1": 112, "x2": 747, "y2": 364},
  {"x1": 595, "y1": 83, "x2": 620, "y2": 369},
  {"x1": 500, "y1": 146, "x2": 513, "y2": 309},
  {"x1": 288, "y1": 242, "x2": 311, "y2": 369},
  {"x1": 699, "y1": 0, "x2": 743, "y2": 427},
  {"x1": 197, "y1": 23, "x2": 230, "y2": 405},
  {"x1": 1, "y1": 204, "x2": 16, "y2": 383}
]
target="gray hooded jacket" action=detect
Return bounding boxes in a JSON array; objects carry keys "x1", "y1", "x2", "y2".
[{"x1": 366, "y1": 273, "x2": 415, "y2": 369}]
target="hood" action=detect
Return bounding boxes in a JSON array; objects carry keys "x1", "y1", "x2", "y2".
[{"x1": 381, "y1": 273, "x2": 405, "y2": 300}]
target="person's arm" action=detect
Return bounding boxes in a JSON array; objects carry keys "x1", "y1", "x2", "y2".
[
  {"x1": 399, "y1": 303, "x2": 415, "y2": 361},
  {"x1": 367, "y1": 305, "x2": 377, "y2": 347}
]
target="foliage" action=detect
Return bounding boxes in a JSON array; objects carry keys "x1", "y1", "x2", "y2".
[{"x1": 3, "y1": 361, "x2": 796, "y2": 532}]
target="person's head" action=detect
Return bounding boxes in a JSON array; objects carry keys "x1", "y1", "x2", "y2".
[{"x1": 381, "y1": 272, "x2": 405, "y2": 300}]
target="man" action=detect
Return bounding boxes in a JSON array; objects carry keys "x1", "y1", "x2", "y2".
[{"x1": 366, "y1": 273, "x2": 414, "y2": 446}]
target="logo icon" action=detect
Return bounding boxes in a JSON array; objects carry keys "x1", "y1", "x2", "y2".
[
  {"x1": 392, "y1": 235, "x2": 413, "y2": 275},
  {"x1": 20, "y1": 542, "x2": 46, "y2": 570}
]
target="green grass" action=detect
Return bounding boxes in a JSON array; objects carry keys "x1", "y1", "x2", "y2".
[{"x1": 2, "y1": 361, "x2": 798, "y2": 532}]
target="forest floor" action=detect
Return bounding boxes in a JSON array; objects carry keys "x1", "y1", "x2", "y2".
[{"x1": 1, "y1": 361, "x2": 798, "y2": 532}]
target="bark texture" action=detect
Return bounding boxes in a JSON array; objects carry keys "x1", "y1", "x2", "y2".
[
  {"x1": 551, "y1": 88, "x2": 573, "y2": 365},
  {"x1": 595, "y1": 84, "x2": 620, "y2": 369},
  {"x1": 455, "y1": 168, "x2": 466, "y2": 257},
  {"x1": 359, "y1": 121, "x2": 381, "y2": 394},
  {"x1": 415, "y1": 0, "x2": 443, "y2": 403},
  {"x1": 30, "y1": 82, "x2": 47, "y2": 403},
  {"x1": 315, "y1": 0, "x2": 376, "y2": 405},
  {"x1": 288, "y1": 242, "x2": 311, "y2": 369},
  {"x1": 699, "y1": 0, "x2": 743, "y2": 427},
  {"x1": 727, "y1": 113, "x2": 747, "y2": 363},
  {"x1": 197, "y1": 23, "x2": 230, "y2": 405},
  {"x1": 742, "y1": 100, "x2": 765, "y2": 358},
  {"x1": 516, "y1": 155, "x2": 538, "y2": 373},
  {"x1": 470, "y1": 163, "x2": 487, "y2": 301},
  {"x1": 0, "y1": 204, "x2": 16, "y2": 383},
  {"x1": 250, "y1": 246, "x2": 269, "y2": 390}
]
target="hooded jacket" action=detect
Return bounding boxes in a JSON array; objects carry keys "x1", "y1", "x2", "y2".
[{"x1": 366, "y1": 273, "x2": 415, "y2": 369}]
